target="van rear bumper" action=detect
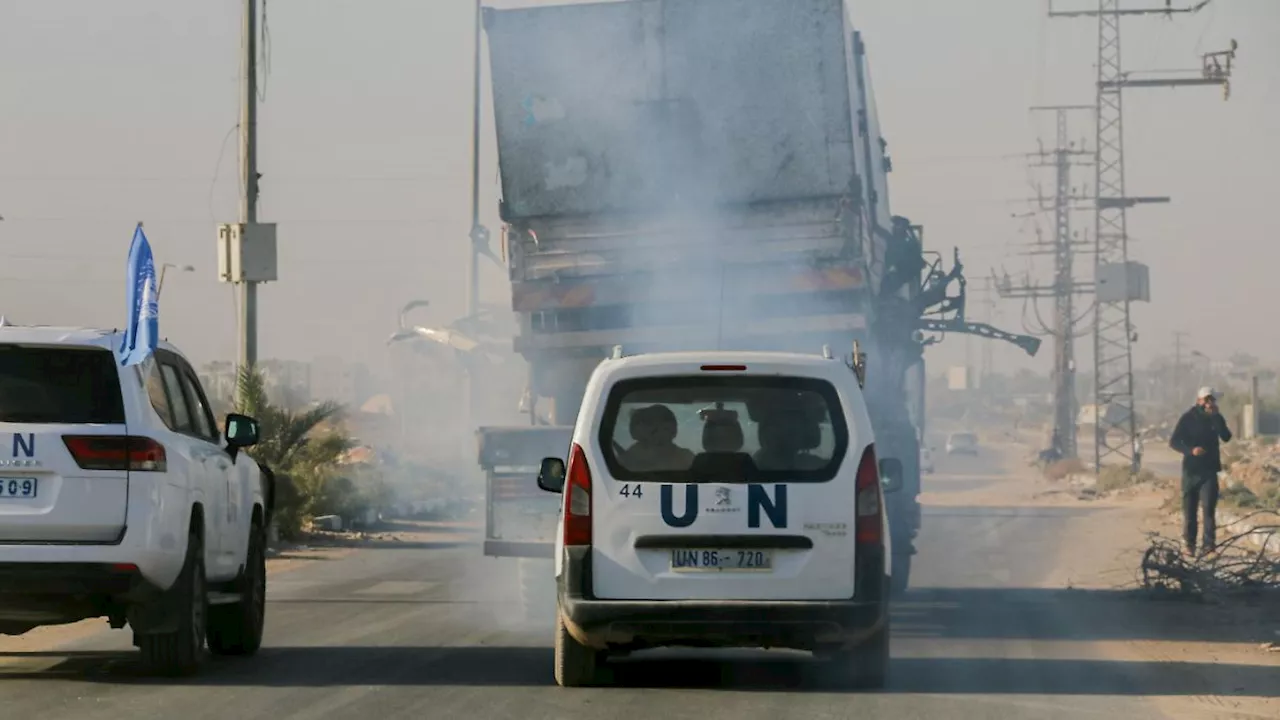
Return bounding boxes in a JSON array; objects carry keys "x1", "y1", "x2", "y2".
[{"x1": 556, "y1": 546, "x2": 888, "y2": 651}]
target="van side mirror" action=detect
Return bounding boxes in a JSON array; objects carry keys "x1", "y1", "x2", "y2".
[
  {"x1": 879, "y1": 458, "x2": 903, "y2": 493},
  {"x1": 537, "y1": 457, "x2": 566, "y2": 494}
]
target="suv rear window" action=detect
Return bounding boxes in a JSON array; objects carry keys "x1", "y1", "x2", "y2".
[
  {"x1": 599, "y1": 375, "x2": 849, "y2": 483},
  {"x1": 0, "y1": 346, "x2": 125, "y2": 424}
]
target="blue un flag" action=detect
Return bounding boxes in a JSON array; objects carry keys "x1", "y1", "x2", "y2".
[{"x1": 117, "y1": 223, "x2": 159, "y2": 367}]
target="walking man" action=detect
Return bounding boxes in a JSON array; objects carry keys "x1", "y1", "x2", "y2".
[{"x1": 1169, "y1": 387, "x2": 1233, "y2": 556}]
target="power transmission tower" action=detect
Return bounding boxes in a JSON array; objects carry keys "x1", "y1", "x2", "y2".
[
  {"x1": 1048, "y1": 0, "x2": 1236, "y2": 472},
  {"x1": 996, "y1": 105, "x2": 1095, "y2": 460},
  {"x1": 976, "y1": 278, "x2": 996, "y2": 384}
]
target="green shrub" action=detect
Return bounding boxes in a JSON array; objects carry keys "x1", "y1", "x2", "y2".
[{"x1": 235, "y1": 368, "x2": 353, "y2": 539}]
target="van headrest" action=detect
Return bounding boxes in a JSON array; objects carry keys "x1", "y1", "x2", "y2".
[
  {"x1": 796, "y1": 419, "x2": 822, "y2": 451},
  {"x1": 630, "y1": 404, "x2": 678, "y2": 444},
  {"x1": 702, "y1": 419, "x2": 744, "y2": 453}
]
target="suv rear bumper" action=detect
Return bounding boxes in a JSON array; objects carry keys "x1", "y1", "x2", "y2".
[
  {"x1": 556, "y1": 546, "x2": 889, "y2": 651},
  {"x1": 0, "y1": 562, "x2": 159, "y2": 597},
  {"x1": 0, "y1": 562, "x2": 163, "y2": 627},
  {"x1": 0, "y1": 480, "x2": 191, "y2": 594}
]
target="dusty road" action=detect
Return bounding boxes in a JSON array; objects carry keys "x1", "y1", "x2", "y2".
[{"x1": 2, "y1": 441, "x2": 1277, "y2": 719}]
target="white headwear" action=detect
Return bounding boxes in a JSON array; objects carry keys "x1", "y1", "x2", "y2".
[{"x1": 1197, "y1": 386, "x2": 1217, "y2": 400}]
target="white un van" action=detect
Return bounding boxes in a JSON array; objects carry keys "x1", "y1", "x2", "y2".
[{"x1": 536, "y1": 349, "x2": 902, "y2": 688}]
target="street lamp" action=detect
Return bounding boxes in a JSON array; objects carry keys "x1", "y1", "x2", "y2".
[{"x1": 158, "y1": 263, "x2": 195, "y2": 296}]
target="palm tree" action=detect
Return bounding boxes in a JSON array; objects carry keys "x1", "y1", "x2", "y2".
[{"x1": 235, "y1": 367, "x2": 353, "y2": 537}]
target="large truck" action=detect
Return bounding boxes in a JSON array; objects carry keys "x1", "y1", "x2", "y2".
[{"x1": 474, "y1": 0, "x2": 1039, "y2": 609}]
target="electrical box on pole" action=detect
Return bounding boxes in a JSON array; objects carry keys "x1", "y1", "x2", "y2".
[
  {"x1": 1095, "y1": 261, "x2": 1150, "y2": 303},
  {"x1": 217, "y1": 223, "x2": 279, "y2": 284}
]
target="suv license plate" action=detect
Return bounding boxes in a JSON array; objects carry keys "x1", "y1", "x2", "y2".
[
  {"x1": 671, "y1": 549, "x2": 773, "y2": 572},
  {"x1": 0, "y1": 478, "x2": 38, "y2": 499}
]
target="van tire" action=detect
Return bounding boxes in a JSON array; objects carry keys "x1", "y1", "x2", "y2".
[
  {"x1": 207, "y1": 521, "x2": 267, "y2": 656},
  {"x1": 554, "y1": 611, "x2": 601, "y2": 687},
  {"x1": 846, "y1": 617, "x2": 890, "y2": 690},
  {"x1": 139, "y1": 530, "x2": 207, "y2": 676}
]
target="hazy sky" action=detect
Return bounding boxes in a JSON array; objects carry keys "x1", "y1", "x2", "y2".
[{"x1": 1, "y1": 0, "x2": 1276, "y2": 383}]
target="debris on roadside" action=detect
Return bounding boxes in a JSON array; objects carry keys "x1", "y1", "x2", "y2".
[{"x1": 1140, "y1": 511, "x2": 1280, "y2": 597}]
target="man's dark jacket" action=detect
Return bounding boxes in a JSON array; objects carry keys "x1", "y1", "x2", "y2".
[{"x1": 1168, "y1": 405, "x2": 1232, "y2": 479}]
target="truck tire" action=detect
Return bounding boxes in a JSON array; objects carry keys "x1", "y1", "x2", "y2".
[
  {"x1": 518, "y1": 558, "x2": 555, "y2": 624},
  {"x1": 890, "y1": 550, "x2": 911, "y2": 596},
  {"x1": 843, "y1": 616, "x2": 890, "y2": 690},
  {"x1": 139, "y1": 530, "x2": 207, "y2": 676},
  {"x1": 207, "y1": 520, "x2": 267, "y2": 656},
  {"x1": 554, "y1": 611, "x2": 602, "y2": 687}
]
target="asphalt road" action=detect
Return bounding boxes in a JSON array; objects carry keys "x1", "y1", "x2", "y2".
[{"x1": 1, "y1": 446, "x2": 1274, "y2": 719}]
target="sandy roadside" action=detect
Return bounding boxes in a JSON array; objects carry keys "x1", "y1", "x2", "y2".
[{"x1": 948, "y1": 440, "x2": 1280, "y2": 719}]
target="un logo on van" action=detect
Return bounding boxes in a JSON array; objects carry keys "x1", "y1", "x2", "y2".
[{"x1": 660, "y1": 484, "x2": 787, "y2": 529}]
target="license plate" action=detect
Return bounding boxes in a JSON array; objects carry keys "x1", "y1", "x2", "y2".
[
  {"x1": 0, "y1": 477, "x2": 38, "y2": 499},
  {"x1": 671, "y1": 549, "x2": 774, "y2": 572}
]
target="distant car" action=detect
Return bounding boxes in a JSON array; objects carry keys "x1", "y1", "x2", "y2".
[
  {"x1": 920, "y1": 446, "x2": 935, "y2": 474},
  {"x1": 945, "y1": 432, "x2": 979, "y2": 456},
  {"x1": 0, "y1": 326, "x2": 271, "y2": 677}
]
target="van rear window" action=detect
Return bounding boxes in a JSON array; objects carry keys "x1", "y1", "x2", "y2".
[
  {"x1": 0, "y1": 346, "x2": 125, "y2": 424},
  {"x1": 598, "y1": 375, "x2": 848, "y2": 483}
]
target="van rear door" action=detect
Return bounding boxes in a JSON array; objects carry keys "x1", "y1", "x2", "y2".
[
  {"x1": 0, "y1": 345, "x2": 131, "y2": 543},
  {"x1": 586, "y1": 371, "x2": 869, "y2": 601}
]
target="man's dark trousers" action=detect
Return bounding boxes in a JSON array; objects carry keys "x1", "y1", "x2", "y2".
[{"x1": 1182, "y1": 471, "x2": 1219, "y2": 552}]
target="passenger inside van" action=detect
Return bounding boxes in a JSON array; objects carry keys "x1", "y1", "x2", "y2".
[
  {"x1": 701, "y1": 412, "x2": 745, "y2": 454},
  {"x1": 617, "y1": 404, "x2": 695, "y2": 472},
  {"x1": 754, "y1": 413, "x2": 828, "y2": 471}
]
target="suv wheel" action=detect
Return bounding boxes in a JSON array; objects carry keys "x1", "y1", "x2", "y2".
[
  {"x1": 208, "y1": 520, "x2": 267, "y2": 656},
  {"x1": 139, "y1": 529, "x2": 207, "y2": 676},
  {"x1": 554, "y1": 611, "x2": 602, "y2": 687}
]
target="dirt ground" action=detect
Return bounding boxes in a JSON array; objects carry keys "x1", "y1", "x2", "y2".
[{"x1": 926, "y1": 436, "x2": 1280, "y2": 719}]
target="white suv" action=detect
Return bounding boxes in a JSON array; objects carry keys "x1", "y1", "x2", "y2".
[
  {"x1": 536, "y1": 351, "x2": 902, "y2": 688},
  {"x1": 0, "y1": 326, "x2": 272, "y2": 676}
]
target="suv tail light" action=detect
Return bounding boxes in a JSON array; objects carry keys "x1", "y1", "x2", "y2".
[
  {"x1": 63, "y1": 436, "x2": 167, "y2": 472},
  {"x1": 563, "y1": 443, "x2": 593, "y2": 546},
  {"x1": 854, "y1": 444, "x2": 882, "y2": 545}
]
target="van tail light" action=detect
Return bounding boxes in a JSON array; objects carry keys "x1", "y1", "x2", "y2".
[
  {"x1": 563, "y1": 443, "x2": 593, "y2": 546},
  {"x1": 63, "y1": 436, "x2": 167, "y2": 472},
  {"x1": 854, "y1": 445, "x2": 882, "y2": 546}
]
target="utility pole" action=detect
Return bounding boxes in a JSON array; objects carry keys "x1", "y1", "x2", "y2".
[
  {"x1": 239, "y1": 0, "x2": 259, "y2": 375},
  {"x1": 1172, "y1": 330, "x2": 1189, "y2": 406},
  {"x1": 462, "y1": 0, "x2": 494, "y2": 436},
  {"x1": 218, "y1": 0, "x2": 276, "y2": 402},
  {"x1": 467, "y1": 0, "x2": 486, "y2": 321},
  {"x1": 1049, "y1": 0, "x2": 1235, "y2": 472},
  {"x1": 996, "y1": 105, "x2": 1094, "y2": 460}
]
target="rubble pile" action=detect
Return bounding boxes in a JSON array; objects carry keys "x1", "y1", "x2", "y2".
[{"x1": 1223, "y1": 439, "x2": 1280, "y2": 509}]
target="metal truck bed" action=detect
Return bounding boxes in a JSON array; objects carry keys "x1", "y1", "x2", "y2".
[{"x1": 483, "y1": 0, "x2": 858, "y2": 219}]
